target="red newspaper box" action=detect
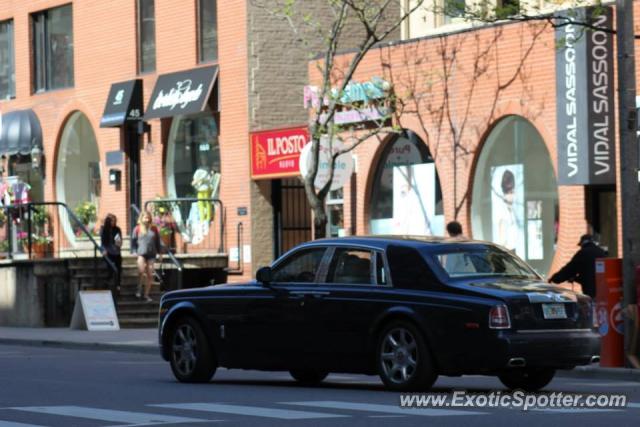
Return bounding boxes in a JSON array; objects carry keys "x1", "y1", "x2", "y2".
[{"x1": 595, "y1": 258, "x2": 624, "y2": 367}]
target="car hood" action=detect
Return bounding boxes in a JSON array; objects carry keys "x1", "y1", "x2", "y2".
[
  {"x1": 451, "y1": 278, "x2": 583, "y2": 303},
  {"x1": 162, "y1": 281, "x2": 261, "y2": 299}
]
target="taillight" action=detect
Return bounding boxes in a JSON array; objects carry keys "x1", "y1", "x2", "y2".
[
  {"x1": 592, "y1": 302, "x2": 599, "y2": 329},
  {"x1": 489, "y1": 304, "x2": 511, "y2": 329}
]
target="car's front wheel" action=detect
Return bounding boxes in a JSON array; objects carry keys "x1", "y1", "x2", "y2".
[
  {"x1": 377, "y1": 321, "x2": 437, "y2": 391},
  {"x1": 498, "y1": 368, "x2": 556, "y2": 391},
  {"x1": 169, "y1": 316, "x2": 217, "y2": 383},
  {"x1": 289, "y1": 369, "x2": 329, "y2": 385}
]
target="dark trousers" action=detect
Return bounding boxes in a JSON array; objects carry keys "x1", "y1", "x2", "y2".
[{"x1": 105, "y1": 253, "x2": 122, "y2": 294}]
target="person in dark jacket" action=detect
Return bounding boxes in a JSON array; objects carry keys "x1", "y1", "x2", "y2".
[
  {"x1": 100, "y1": 213, "x2": 123, "y2": 293},
  {"x1": 548, "y1": 234, "x2": 606, "y2": 298}
]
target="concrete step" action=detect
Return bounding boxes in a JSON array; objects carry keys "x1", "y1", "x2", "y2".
[
  {"x1": 119, "y1": 317, "x2": 159, "y2": 328},
  {"x1": 117, "y1": 308, "x2": 159, "y2": 318}
]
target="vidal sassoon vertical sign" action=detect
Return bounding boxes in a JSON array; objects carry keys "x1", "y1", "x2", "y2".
[{"x1": 556, "y1": 7, "x2": 615, "y2": 185}]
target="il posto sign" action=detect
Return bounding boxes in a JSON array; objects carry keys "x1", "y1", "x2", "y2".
[
  {"x1": 250, "y1": 126, "x2": 310, "y2": 179},
  {"x1": 555, "y1": 7, "x2": 615, "y2": 185}
]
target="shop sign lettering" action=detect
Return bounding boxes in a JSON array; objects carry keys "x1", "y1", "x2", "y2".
[
  {"x1": 152, "y1": 80, "x2": 204, "y2": 111},
  {"x1": 299, "y1": 136, "x2": 354, "y2": 191},
  {"x1": 251, "y1": 126, "x2": 310, "y2": 179},
  {"x1": 304, "y1": 77, "x2": 392, "y2": 126},
  {"x1": 555, "y1": 6, "x2": 615, "y2": 185}
]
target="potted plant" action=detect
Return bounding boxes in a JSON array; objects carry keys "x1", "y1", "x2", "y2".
[
  {"x1": 74, "y1": 201, "x2": 97, "y2": 236},
  {"x1": 32, "y1": 234, "x2": 53, "y2": 259},
  {"x1": 0, "y1": 239, "x2": 8, "y2": 259}
]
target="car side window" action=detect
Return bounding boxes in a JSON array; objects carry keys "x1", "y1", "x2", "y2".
[
  {"x1": 271, "y1": 248, "x2": 326, "y2": 283},
  {"x1": 327, "y1": 248, "x2": 374, "y2": 285},
  {"x1": 386, "y1": 245, "x2": 435, "y2": 289}
]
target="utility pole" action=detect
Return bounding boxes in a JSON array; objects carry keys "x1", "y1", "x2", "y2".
[{"x1": 616, "y1": 0, "x2": 640, "y2": 364}]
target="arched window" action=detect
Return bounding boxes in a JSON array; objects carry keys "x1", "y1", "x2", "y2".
[
  {"x1": 369, "y1": 131, "x2": 443, "y2": 235},
  {"x1": 56, "y1": 111, "x2": 101, "y2": 243},
  {"x1": 471, "y1": 116, "x2": 559, "y2": 274}
]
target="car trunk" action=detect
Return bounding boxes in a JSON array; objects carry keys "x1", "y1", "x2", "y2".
[{"x1": 454, "y1": 279, "x2": 593, "y2": 331}]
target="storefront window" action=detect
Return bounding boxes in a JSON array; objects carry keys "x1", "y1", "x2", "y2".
[
  {"x1": 471, "y1": 115, "x2": 558, "y2": 274},
  {"x1": 166, "y1": 112, "x2": 220, "y2": 245},
  {"x1": 8, "y1": 155, "x2": 44, "y2": 203},
  {"x1": 166, "y1": 111, "x2": 220, "y2": 200},
  {"x1": 56, "y1": 112, "x2": 101, "y2": 242},
  {"x1": 369, "y1": 132, "x2": 444, "y2": 235}
]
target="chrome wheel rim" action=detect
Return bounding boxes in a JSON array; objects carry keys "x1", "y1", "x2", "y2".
[
  {"x1": 172, "y1": 324, "x2": 197, "y2": 376},
  {"x1": 380, "y1": 327, "x2": 418, "y2": 384}
]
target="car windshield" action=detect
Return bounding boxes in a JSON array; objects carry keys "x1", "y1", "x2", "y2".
[{"x1": 432, "y1": 246, "x2": 539, "y2": 280}]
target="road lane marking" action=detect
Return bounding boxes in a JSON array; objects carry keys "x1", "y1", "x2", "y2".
[
  {"x1": 283, "y1": 401, "x2": 486, "y2": 416},
  {"x1": 0, "y1": 422, "x2": 46, "y2": 427},
  {"x1": 151, "y1": 403, "x2": 347, "y2": 419},
  {"x1": 10, "y1": 406, "x2": 207, "y2": 424}
]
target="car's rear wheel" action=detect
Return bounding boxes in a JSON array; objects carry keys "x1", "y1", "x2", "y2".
[
  {"x1": 169, "y1": 316, "x2": 216, "y2": 383},
  {"x1": 377, "y1": 321, "x2": 437, "y2": 391},
  {"x1": 289, "y1": 369, "x2": 329, "y2": 385},
  {"x1": 498, "y1": 368, "x2": 556, "y2": 391}
]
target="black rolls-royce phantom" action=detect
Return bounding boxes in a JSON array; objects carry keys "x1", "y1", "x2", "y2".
[{"x1": 158, "y1": 236, "x2": 600, "y2": 391}]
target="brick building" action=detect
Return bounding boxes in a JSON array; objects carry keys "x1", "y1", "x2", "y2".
[
  {"x1": 0, "y1": 0, "x2": 628, "y2": 284},
  {"x1": 0, "y1": 0, "x2": 362, "y2": 280},
  {"x1": 308, "y1": 5, "x2": 625, "y2": 277}
]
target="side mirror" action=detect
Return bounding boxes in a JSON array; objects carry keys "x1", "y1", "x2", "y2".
[{"x1": 256, "y1": 266, "x2": 272, "y2": 285}]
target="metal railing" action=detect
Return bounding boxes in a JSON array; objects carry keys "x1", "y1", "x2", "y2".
[
  {"x1": 0, "y1": 201, "x2": 118, "y2": 289},
  {"x1": 131, "y1": 204, "x2": 183, "y2": 290}
]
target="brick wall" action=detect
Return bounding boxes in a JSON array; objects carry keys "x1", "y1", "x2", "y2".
[
  {"x1": 309, "y1": 12, "x2": 633, "y2": 276},
  {"x1": 245, "y1": 0, "x2": 401, "y2": 270},
  {"x1": 0, "y1": 0, "x2": 253, "y2": 281}
]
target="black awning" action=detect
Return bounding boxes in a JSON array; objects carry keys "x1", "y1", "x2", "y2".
[
  {"x1": 0, "y1": 109, "x2": 43, "y2": 156},
  {"x1": 144, "y1": 65, "x2": 218, "y2": 120},
  {"x1": 100, "y1": 79, "x2": 144, "y2": 128}
]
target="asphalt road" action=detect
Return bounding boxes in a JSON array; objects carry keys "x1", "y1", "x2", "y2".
[{"x1": 0, "y1": 344, "x2": 639, "y2": 427}]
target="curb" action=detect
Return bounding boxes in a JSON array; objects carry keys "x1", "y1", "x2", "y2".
[
  {"x1": 557, "y1": 366, "x2": 640, "y2": 382},
  {"x1": 0, "y1": 338, "x2": 158, "y2": 355}
]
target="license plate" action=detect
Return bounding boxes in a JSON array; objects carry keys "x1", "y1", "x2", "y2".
[{"x1": 542, "y1": 303, "x2": 567, "y2": 319}]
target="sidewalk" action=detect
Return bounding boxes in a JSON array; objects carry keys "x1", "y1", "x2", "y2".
[
  {"x1": 0, "y1": 326, "x2": 639, "y2": 381},
  {"x1": 0, "y1": 327, "x2": 158, "y2": 354}
]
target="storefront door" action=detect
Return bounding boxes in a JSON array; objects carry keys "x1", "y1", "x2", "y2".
[
  {"x1": 126, "y1": 124, "x2": 141, "y2": 232},
  {"x1": 272, "y1": 178, "x2": 312, "y2": 256}
]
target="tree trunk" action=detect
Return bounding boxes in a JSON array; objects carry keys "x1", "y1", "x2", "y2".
[
  {"x1": 313, "y1": 204, "x2": 328, "y2": 239},
  {"x1": 304, "y1": 178, "x2": 328, "y2": 239}
]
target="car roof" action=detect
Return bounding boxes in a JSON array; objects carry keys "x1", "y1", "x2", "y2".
[{"x1": 301, "y1": 235, "x2": 500, "y2": 252}]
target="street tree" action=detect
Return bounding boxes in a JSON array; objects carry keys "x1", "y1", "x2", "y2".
[{"x1": 255, "y1": 0, "x2": 428, "y2": 238}]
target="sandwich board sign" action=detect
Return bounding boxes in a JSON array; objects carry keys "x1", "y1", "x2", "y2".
[{"x1": 70, "y1": 290, "x2": 120, "y2": 331}]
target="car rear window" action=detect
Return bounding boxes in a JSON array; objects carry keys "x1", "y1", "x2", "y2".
[
  {"x1": 386, "y1": 245, "x2": 435, "y2": 289},
  {"x1": 433, "y1": 247, "x2": 539, "y2": 280}
]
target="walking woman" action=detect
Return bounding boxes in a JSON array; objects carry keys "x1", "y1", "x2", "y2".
[
  {"x1": 131, "y1": 211, "x2": 161, "y2": 302},
  {"x1": 100, "y1": 213, "x2": 123, "y2": 294}
]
